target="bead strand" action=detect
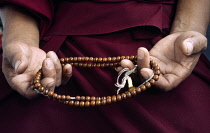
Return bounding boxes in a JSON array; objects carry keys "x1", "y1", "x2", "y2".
[{"x1": 32, "y1": 57, "x2": 160, "y2": 107}]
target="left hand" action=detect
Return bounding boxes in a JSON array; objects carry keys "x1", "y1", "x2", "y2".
[{"x1": 118, "y1": 31, "x2": 207, "y2": 91}]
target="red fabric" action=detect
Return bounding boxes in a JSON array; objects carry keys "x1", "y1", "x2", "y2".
[{"x1": 0, "y1": 0, "x2": 210, "y2": 133}]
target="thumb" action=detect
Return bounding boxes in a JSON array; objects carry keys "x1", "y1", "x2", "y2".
[
  {"x1": 4, "y1": 43, "x2": 30, "y2": 74},
  {"x1": 175, "y1": 31, "x2": 207, "y2": 56}
]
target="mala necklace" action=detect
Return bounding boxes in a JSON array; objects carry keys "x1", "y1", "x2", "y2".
[{"x1": 31, "y1": 56, "x2": 160, "y2": 107}]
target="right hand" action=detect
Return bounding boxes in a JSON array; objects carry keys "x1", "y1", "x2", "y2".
[{"x1": 2, "y1": 42, "x2": 72, "y2": 99}]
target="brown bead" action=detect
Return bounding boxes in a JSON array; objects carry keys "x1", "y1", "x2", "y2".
[
  {"x1": 76, "y1": 96, "x2": 81, "y2": 100},
  {"x1": 117, "y1": 56, "x2": 121, "y2": 61},
  {"x1": 154, "y1": 70, "x2": 161, "y2": 75},
  {"x1": 74, "y1": 63, "x2": 78, "y2": 67},
  {"x1": 82, "y1": 63, "x2": 87, "y2": 67},
  {"x1": 87, "y1": 63, "x2": 92, "y2": 68},
  {"x1": 64, "y1": 58, "x2": 70, "y2": 63},
  {"x1": 60, "y1": 58, "x2": 65, "y2": 63},
  {"x1": 117, "y1": 94, "x2": 122, "y2": 101},
  {"x1": 53, "y1": 93, "x2": 58, "y2": 99},
  {"x1": 96, "y1": 100, "x2": 101, "y2": 106},
  {"x1": 150, "y1": 60, "x2": 155, "y2": 66},
  {"x1": 126, "y1": 92, "x2": 132, "y2": 98},
  {"x1": 80, "y1": 101, "x2": 85, "y2": 107},
  {"x1": 107, "y1": 57, "x2": 112, "y2": 62},
  {"x1": 130, "y1": 56, "x2": 135, "y2": 60},
  {"x1": 64, "y1": 101, "x2": 69, "y2": 105},
  {"x1": 103, "y1": 58, "x2": 107, "y2": 62},
  {"x1": 131, "y1": 90, "x2": 137, "y2": 96},
  {"x1": 125, "y1": 56, "x2": 130, "y2": 60},
  {"x1": 107, "y1": 98, "x2": 112, "y2": 104},
  {"x1": 152, "y1": 62, "x2": 158, "y2": 68},
  {"x1": 101, "y1": 63, "x2": 105, "y2": 68},
  {"x1": 43, "y1": 89, "x2": 49, "y2": 95},
  {"x1": 73, "y1": 57, "x2": 78, "y2": 62},
  {"x1": 98, "y1": 57, "x2": 103, "y2": 62},
  {"x1": 111, "y1": 57, "x2": 117, "y2": 62},
  {"x1": 111, "y1": 95, "x2": 117, "y2": 102},
  {"x1": 61, "y1": 95, "x2": 66, "y2": 100},
  {"x1": 150, "y1": 79, "x2": 155, "y2": 85},
  {"x1": 66, "y1": 95, "x2": 71, "y2": 101},
  {"x1": 86, "y1": 96, "x2": 91, "y2": 101},
  {"x1": 96, "y1": 97, "x2": 101, "y2": 101},
  {"x1": 35, "y1": 83, "x2": 41, "y2": 88},
  {"x1": 89, "y1": 57, "x2": 94, "y2": 62},
  {"x1": 121, "y1": 56, "x2": 125, "y2": 60},
  {"x1": 38, "y1": 87, "x2": 45, "y2": 92},
  {"x1": 74, "y1": 101, "x2": 80, "y2": 106},
  {"x1": 69, "y1": 100, "x2": 74, "y2": 106},
  {"x1": 93, "y1": 57, "x2": 98, "y2": 62},
  {"x1": 33, "y1": 79, "x2": 39, "y2": 84},
  {"x1": 90, "y1": 101, "x2": 96, "y2": 106},
  {"x1": 69, "y1": 57, "x2": 74, "y2": 62},
  {"x1": 96, "y1": 63, "x2": 101, "y2": 68},
  {"x1": 102, "y1": 96, "x2": 106, "y2": 100},
  {"x1": 47, "y1": 91, "x2": 54, "y2": 97},
  {"x1": 81, "y1": 96, "x2": 86, "y2": 101},
  {"x1": 77, "y1": 57, "x2": 82, "y2": 62},
  {"x1": 61, "y1": 64, "x2": 65, "y2": 67},
  {"x1": 85, "y1": 57, "x2": 89, "y2": 62},
  {"x1": 78, "y1": 63, "x2": 83, "y2": 67},
  {"x1": 129, "y1": 86, "x2": 135, "y2": 92},
  {"x1": 145, "y1": 82, "x2": 151, "y2": 88},
  {"x1": 154, "y1": 66, "x2": 160, "y2": 70},
  {"x1": 101, "y1": 100, "x2": 107, "y2": 105},
  {"x1": 140, "y1": 85, "x2": 146, "y2": 91},
  {"x1": 109, "y1": 63, "x2": 114, "y2": 67},
  {"x1": 121, "y1": 93, "x2": 127, "y2": 99},
  {"x1": 90, "y1": 96, "x2": 96, "y2": 101},
  {"x1": 57, "y1": 95, "x2": 62, "y2": 100},
  {"x1": 153, "y1": 75, "x2": 159, "y2": 81},
  {"x1": 92, "y1": 63, "x2": 97, "y2": 67},
  {"x1": 114, "y1": 63, "x2": 118, "y2": 66},
  {"x1": 81, "y1": 57, "x2": 85, "y2": 62},
  {"x1": 105, "y1": 63, "x2": 110, "y2": 67},
  {"x1": 85, "y1": 101, "x2": 90, "y2": 107},
  {"x1": 135, "y1": 87, "x2": 141, "y2": 93}
]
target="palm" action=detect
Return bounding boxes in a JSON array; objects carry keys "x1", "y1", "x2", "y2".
[{"x1": 149, "y1": 33, "x2": 200, "y2": 90}]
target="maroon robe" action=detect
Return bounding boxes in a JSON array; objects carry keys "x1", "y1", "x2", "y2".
[{"x1": 0, "y1": 0, "x2": 210, "y2": 133}]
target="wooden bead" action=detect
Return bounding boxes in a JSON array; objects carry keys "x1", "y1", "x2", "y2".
[
  {"x1": 90, "y1": 96, "x2": 96, "y2": 101},
  {"x1": 74, "y1": 63, "x2": 78, "y2": 67},
  {"x1": 76, "y1": 96, "x2": 81, "y2": 100},
  {"x1": 38, "y1": 87, "x2": 45, "y2": 92},
  {"x1": 69, "y1": 57, "x2": 74, "y2": 62},
  {"x1": 77, "y1": 57, "x2": 82, "y2": 62},
  {"x1": 101, "y1": 63, "x2": 105, "y2": 68},
  {"x1": 69, "y1": 100, "x2": 74, "y2": 106},
  {"x1": 152, "y1": 62, "x2": 158, "y2": 68},
  {"x1": 96, "y1": 97, "x2": 101, "y2": 101},
  {"x1": 101, "y1": 100, "x2": 107, "y2": 105},
  {"x1": 53, "y1": 93, "x2": 58, "y2": 99},
  {"x1": 135, "y1": 87, "x2": 141, "y2": 93},
  {"x1": 116, "y1": 94, "x2": 122, "y2": 101},
  {"x1": 131, "y1": 90, "x2": 137, "y2": 96},
  {"x1": 89, "y1": 57, "x2": 94, "y2": 62},
  {"x1": 107, "y1": 98, "x2": 112, "y2": 104},
  {"x1": 103, "y1": 58, "x2": 107, "y2": 62},
  {"x1": 111, "y1": 57, "x2": 117, "y2": 62},
  {"x1": 129, "y1": 86, "x2": 135, "y2": 92},
  {"x1": 43, "y1": 89, "x2": 49, "y2": 95},
  {"x1": 85, "y1": 57, "x2": 89, "y2": 62},
  {"x1": 140, "y1": 85, "x2": 146, "y2": 91},
  {"x1": 64, "y1": 101, "x2": 69, "y2": 105},
  {"x1": 102, "y1": 96, "x2": 107, "y2": 100},
  {"x1": 96, "y1": 100, "x2": 101, "y2": 106},
  {"x1": 126, "y1": 92, "x2": 132, "y2": 98},
  {"x1": 80, "y1": 101, "x2": 85, "y2": 107},
  {"x1": 98, "y1": 57, "x2": 103, "y2": 62},
  {"x1": 81, "y1": 57, "x2": 85, "y2": 62},
  {"x1": 57, "y1": 95, "x2": 62, "y2": 100},
  {"x1": 154, "y1": 70, "x2": 160, "y2": 75},
  {"x1": 121, "y1": 56, "x2": 125, "y2": 60},
  {"x1": 61, "y1": 95, "x2": 66, "y2": 100},
  {"x1": 60, "y1": 58, "x2": 65, "y2": 63},
  {"x1": 117, "y1": 56, "x2": 121, "y2": 61},
  {"x1": 94, "y1": 57, "x2": 98, "y2": 62},
  {"x1": 65, "y1": 57, "x2": 70, "y2": 63},
  {"x1": 153, "y1": 75, "x2": 159, "y2": 81},
  {"x1": 48, "y1": 91, "x2": 54, "y2": 97},
  {"x1": 145, "y1": 82, "x2": 151, "y2": 88},
  {"x1": 150, "y1": 60, "x2": 155, "y2": 66},
  {"x1": 111, "y1": 95, "x2": 117, "y2": 102},
  {"x1": 96, "y1": 63, "x2": 101, "y2": 68},
  {"x1": 121, "y1": 93, "x2": 127, "y2": 99},
  {"x1": 109, "y1": 63, "x2": 114, "y2": 67},
  {"x1": 35, "y1": 83, "x2": 41, "y2": 88},
  {"x1": 82, "y1": 63, "x2": 87, "y2": 67},
  {"x1": 87, "y1": 63, "x2": 92, "y2": 68},
  {"x1": 74, "y1": 101, "x2": 80, "y2": 106},
  {"x1": 130, "y1": 56, "x2": 135, "y2": 60},
  {"x1": 125, "y1": 56, "x2": 130, "y2": 60},
  {"x1": 105, "y1": 63, "x2": 110, "y2": 67},
  {"x1": 85, "y1": 101, "x2": 90, "y2": 107},
  {"x1": 73, "y1": 57, "x2": 78, "y2": 62},
  {"x1": 108, "y1": 57, "x2": 112, "y2": 62},
  {"x1": 86, "y1": 96, "x2": 91, "y2": 101},
  {"x1": 81, "y1": 96, "x2": 86, "y2": 101},
  {"x1": 154, "y1": 66, "x2": 160, "y2": 70},
  {"x1": 66, "y1": 95, "x2": 71, "y2": 101},
  {"x1": 90, "y1": 101, "x2": 96, "y2": 106},
  {"x1": 150, "y1": 79, "x2": 155, "y2": 85}
]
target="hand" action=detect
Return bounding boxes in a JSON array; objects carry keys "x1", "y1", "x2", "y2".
[
  {"x1": 119, "y1": 31, "x2": 207, "y2": 91},
  {"x1": 2, "y1": 42, "x2": 72, "y2": 98}
]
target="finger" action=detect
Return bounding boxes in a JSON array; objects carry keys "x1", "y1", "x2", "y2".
[
  {"x1": 4, "y1": 43, "x2": 30, "y2": 74},
  {"x1": 62, "y1": 64, "x2": 72, "y2": 85},
  {"x1": 137, "y1": 47, "x2": 150, "y2": 69},
  {"x1": 140, "y1": 68, "x2": 154, "y2": 80},
  {"x1": 115, "y1": 66, "x2": 123, "y2": 72},
  {"x1": 46, "y1": 51, "x2": 62, "y2": 87},
  {"x1": 175, "y1": 31, "x2": 207, "y2": 55},
  {"x1": 120, "y1": 59, "x2": 135, "y2": 70},
  {"x1": 41, "y1": 58, "x2": 56, "y2": 91}
]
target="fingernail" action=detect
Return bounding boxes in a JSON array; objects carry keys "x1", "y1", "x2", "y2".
[
  {"x1": 15, "y1": 60, "x2": 21, "y2": 71},
  {"x1": 46, "y1": 59, "x2": 53, "y2": 69},
  {"x1": 49, "y1": 52, "x2": 57, "y2": 62},
  {"x1": 184, "y1": 41, "x2": 193, "y2": 55},
  {"x1": 141, "y1": 70, "x2": 150, "y2": 79},
  {"x1": 138, "y1": 49, "x2": 144, "y2": 59},
  {"x1": 66, "y1": 64, "x2": 72, "y2": 74}
]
